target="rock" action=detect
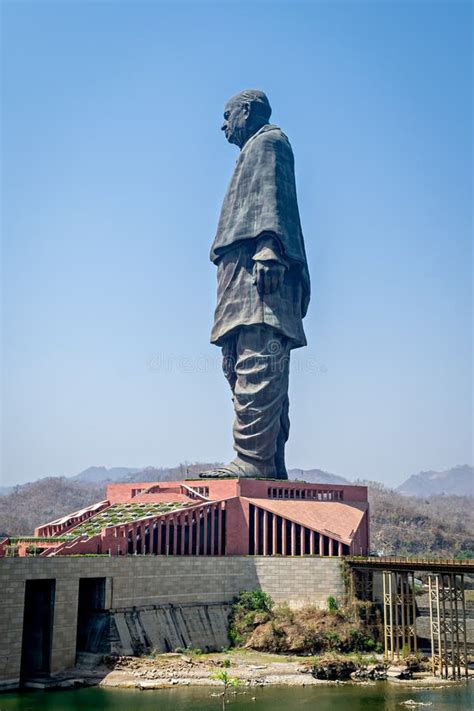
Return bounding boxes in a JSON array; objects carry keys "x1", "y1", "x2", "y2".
[
  {"x1": 399, "y1": 701, "x2": 432, "y2": 707},
  {"x1": 296, "y1": 665, "x2": 312, "y2": 674},
  {"x1": 56, "y1": 679, "x2": 86, "y2": 689},
  {"x1": 386, "y1": 665, "x2": 412, "y2": 680},
  {"x1": 312, "y1": 660, "x2": 357, "y2": 681},
  {"x1": 351, "y1": 663, "x2": 388, "y2": 681}
]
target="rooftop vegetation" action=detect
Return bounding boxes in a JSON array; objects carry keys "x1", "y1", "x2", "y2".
[
  {"x1": 8, "y1": 536, "x2": 70, "y2": 543},
  {"x1": 63, "y1": 501, "x2": 195, "y2": 540}
]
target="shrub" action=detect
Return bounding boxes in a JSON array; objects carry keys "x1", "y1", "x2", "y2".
[
  {"x1": 323, "y1": 631, "x2": 342, "y2": 651},
  {"x1": 228, "y1": 590, "x2": 274, "y2": 646},
  {"x1": 348, "y1": 628, "x2": 376, "y2": 652},
  {"x1": 326, "y1": 596, "x2": 339, "y2": 612},
  {"x1": 228, "y1": 594, "x2": 380, "y2": 656}
]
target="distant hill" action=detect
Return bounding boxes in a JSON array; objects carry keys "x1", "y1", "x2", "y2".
[
  {"x1": 72, "y1": 466, "x2": 141, "y2": 483},
  {"x1": 67, "y1": 464, "x2": 350, "y2": 485},
  {"x1": 121, "y1": 463, "x2": 225, "y2": 482},
  {"x1": 289, "y1": 468, "x2": 349, "y2": 485},
  {"x1": 365, "y1": 480, "x2": 474, "y2": 558},
  {"x1": 56, "y1": 463, "x2": 474, "y2": 497},
  {"x1": 398, "y1": 465, "x2": 473, "y2": 497},
  {"x1": 69, "y1": 463, "x2": 226, "y2": 484},
  {"x1": 0, "y1": 477, "x2": 106, "y2": 538}
]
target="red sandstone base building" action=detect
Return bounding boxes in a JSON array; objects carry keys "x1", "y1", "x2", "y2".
[{"x1": 1, "y1": 479, "x2": 369, "y2": 558}]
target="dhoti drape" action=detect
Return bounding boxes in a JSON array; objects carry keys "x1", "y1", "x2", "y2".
[{"x1": 221, "y1": 325, "x2": 290, "y2": 478}]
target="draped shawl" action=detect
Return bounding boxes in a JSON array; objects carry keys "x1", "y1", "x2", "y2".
[{"x1": 210, "y1": 124, "x2": 310, "y2": 315}]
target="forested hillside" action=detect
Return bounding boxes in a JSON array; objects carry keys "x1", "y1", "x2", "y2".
[
  {"x1": 365, "y1": 481, "x2": 474, "y2": 558},
  {"x1": 0, "y1": 478, "x2": 106, "y2": 538}
]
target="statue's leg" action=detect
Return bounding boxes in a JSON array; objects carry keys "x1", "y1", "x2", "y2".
[
  {"x1": 221, "y1": 336, "x2": 237, "y2": 393},
  {"x1": 231, "y1": 326, "x2": 290, "y2": 478},
  {"x1": 274, "y1": 392, "x2": 290, "y2": 479}
]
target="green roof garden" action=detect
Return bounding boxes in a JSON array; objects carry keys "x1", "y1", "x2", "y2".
[{"x1": 63, "y1": 501, "x2": 195, "y2": 540}]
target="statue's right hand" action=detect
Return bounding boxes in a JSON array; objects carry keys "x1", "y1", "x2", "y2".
[{"x1": 253, "y1": 261, "x2": 286, "y2": 295}]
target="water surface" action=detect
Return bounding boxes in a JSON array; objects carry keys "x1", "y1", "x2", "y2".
[{"x1": 1, "y1": 682, "x2": 472, "y2": 711}]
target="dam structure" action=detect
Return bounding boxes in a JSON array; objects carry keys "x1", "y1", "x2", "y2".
[{"x1": 0, "y1": 555, "x2": 345, "y2": 690}]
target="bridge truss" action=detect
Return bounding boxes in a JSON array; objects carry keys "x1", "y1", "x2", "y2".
[{"x1": 348, "y1": 557, "x2": 472, "y2": 680}]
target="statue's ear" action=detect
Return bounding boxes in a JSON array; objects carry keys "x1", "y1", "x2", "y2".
[{"x1": 242, "y1": 102, "x2": 251, "y2": 119}]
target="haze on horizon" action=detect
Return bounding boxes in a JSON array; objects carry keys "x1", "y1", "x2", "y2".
[{"x1": 1, "y1": 1, "x2": 472, "y2": 488}]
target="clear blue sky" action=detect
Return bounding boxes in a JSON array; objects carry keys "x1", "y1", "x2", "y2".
[{"x1": 1, "y1": 0, "x2": 472, "y2": 487}]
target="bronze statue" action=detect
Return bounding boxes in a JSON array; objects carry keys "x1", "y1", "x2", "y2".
[{"x1": 202, "y1": 90, "x2": 310, "y2": 479}]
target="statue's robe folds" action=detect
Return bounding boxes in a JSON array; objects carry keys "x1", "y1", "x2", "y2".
[{"x1": 210, "y1": 124, "x2": 310, "y2": 477}]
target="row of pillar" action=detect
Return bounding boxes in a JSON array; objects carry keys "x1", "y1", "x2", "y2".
[
  {"x1": 428, "y1": 573, "x2": 469, "y2": 679},
  {"x1": 115, "y1": 502, "x2": 225, "y2": 556},
  {"x1": 382, "y1": 571, "x2": 417, "y2": 660},
  {"x1": 251, "y1": 506, "x2": 346, "y2": 556}
]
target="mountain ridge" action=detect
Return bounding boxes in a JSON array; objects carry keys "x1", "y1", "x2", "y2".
[
  {"x1": 397, "y1": 464, "x2": 472, "y2": 497},
  {"x1": 3, "y1": 463, "x2": 471, "y2": 496}
]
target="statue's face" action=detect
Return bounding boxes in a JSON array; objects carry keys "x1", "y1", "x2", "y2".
[{"x1": 221, "y1": 98, "x2": 249, "y2": 148}]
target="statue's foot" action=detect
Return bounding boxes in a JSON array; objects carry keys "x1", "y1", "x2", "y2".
[{"x1": 199, "y1": 456, "x2": 277, "y2": 479}]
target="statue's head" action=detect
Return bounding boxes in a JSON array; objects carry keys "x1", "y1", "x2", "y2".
[{"x1": 221, "y1": 89, "x2": 272, "y2": 148}]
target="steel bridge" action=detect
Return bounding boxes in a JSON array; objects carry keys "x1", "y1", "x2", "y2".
[{"x1": 347, "y1": 557, "x2": 474, "y2": 679}]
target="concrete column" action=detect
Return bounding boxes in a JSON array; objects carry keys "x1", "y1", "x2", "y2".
[
  {"x1": 319, "y1": 533, "x2": 324, "y2": 556},
  {"x1": 300, "y1": 526, "x2": 305, "y2": 556},
  {"x1": 196, "y1": 509, "x2": 201, "y2": 556},
  {"x1": 217, "y1": 504, "x2": 223, "y2": 555},
  {"x1": 210, "y1": 505, "x2": 215, "y2": 556},
  {"x1": 262, "y1": 510, "x2": 268, "y2": 555},
  {"x1": 165, "y1": 518, "x2": 171, "y2": 555},
  {"x1": 203, "y1": 507, "x2": 209, "y2": 556},
  {"x1": 253, "y1": 507, "x2": 259, "y2": 555},
  {"x1": 338, "y1": 540, "x2": 343, "y2": 557},
  {"x1": 134, "y1": 525, "x2": 139, "y2": 554},
  {"x1": 171, "y1": 516, "x2": 177, "y2": 555},
  {"x1": 291, "y1": 522, "x2": 296, "y2": 556},
  {"x1": 328, "y1": 538, "x2": 334, "y2": 556},
  {"x1": 310, "y1": 530, "x2": 315, "y2": 555},
  {"x1": 141, "y1": 523, "x2": 147, "y2": 554},
  {"x1": 169, "y1": 516, "x2": 174, "y2": 555},
  {"x1": 189, "y1": 513, "x2": 194, "y2": 555},
  {"x1": 282, "y1": 517, "x2": 287, "y2": 556},
  {"x1": 272, "y1": 514, "x2": 277, "y2": 555},
  {"x1": 180, "y1": 515, "x2": 186, "y2": 555},
  {"x1": 157, "y1": 518, "x2": 162, "y2": 555}
]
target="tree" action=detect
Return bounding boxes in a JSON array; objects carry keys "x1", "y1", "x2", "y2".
[{"x1": 210, "y1": 669, "x2": 240, "y2": 710}]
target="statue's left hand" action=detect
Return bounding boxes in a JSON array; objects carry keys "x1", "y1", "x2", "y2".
[{"x1": 253, "y1": 261, "x2": 286, "y2": 295}]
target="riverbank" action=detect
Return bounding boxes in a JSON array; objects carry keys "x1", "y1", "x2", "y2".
[{"x1": 69, "y1": 650, "x2": 472, "y2": 690}]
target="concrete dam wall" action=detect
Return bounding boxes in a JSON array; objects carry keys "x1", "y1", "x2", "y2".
[
  {"x1": 111, "y1": 604, "x2": 232, "y2": 655},
  {"x1": 80, "y1": 604, "x2": 232, "y2": 656}
]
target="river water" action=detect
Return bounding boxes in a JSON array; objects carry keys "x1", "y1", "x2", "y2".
[{"x1": 1, "y1": 683, "x2": 472, "y2": 711}]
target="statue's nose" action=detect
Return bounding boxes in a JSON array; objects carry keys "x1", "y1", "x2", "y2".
[{"x1": 221, "y1": 123, "x2": 226, "y2": 131}]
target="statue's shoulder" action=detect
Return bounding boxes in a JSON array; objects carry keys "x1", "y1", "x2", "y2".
[
  {"x1": 255, "y1": 124, "x2": 289, "y2": 144},
  {"x1": 250, "y1": 125, "x2": 293, "y2": 160}
]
